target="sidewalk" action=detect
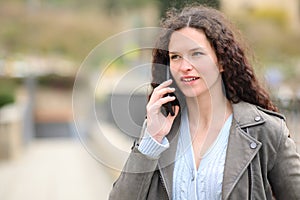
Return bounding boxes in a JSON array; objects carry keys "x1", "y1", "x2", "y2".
[
  {"x1": 0, "y1": 130, "x2": 299, "y2": 200},
  {"x1": 0, "y1": 138, "x2": 115, "y2": 200}
]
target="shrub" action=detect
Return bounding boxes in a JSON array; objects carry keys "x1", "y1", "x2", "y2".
[
  {"x1": 0, "y1": 78, "x2": 16, "y2": 108},
  {"x1": 37, "y1": 73, "x2": 75, "y2": 89}
]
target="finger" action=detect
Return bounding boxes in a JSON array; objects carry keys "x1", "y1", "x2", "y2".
[
  {"x1": 149, "y1": 87, "x2": 175, "y2": 104},
  {"x1": 167, "y1": 105, "x2": 180, "y2": 120},
  {"x1": 154, "y1": 79, "x2": 173, "y2": 91},
  {"x1": 149, "y1": 79, "x2": 173, "y2": 104},
  {"x1": 174, "y1": 105, "x2": 180, "y2": 117},
  {"x1": 147, "y1": 96, "x2": 176, "y2": 113},
  {"x1": 156, "y1": 96, "x2": 176, "y2": 107}
]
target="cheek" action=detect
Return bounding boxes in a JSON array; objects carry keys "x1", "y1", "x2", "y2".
[
  {"x1": 169, "y1": 67, "x2": 181, "y2": 83},
  {"x1": 194, "y1": 57, "x2": 220, "y2": 76},
  {"x1": 198, "y1": 68, "x2": 220, "y2": 85}
]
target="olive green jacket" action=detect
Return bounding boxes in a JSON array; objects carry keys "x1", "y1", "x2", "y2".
[{"x1": 109, "y1": 101, "x2": 300, "y2": 199}]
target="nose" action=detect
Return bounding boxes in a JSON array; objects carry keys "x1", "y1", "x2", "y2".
[{"x1": 179, "y1": 57, "x2": 193, "y2": 72}]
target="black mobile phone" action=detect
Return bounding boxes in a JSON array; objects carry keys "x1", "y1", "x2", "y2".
[{"x1": 162, "y1": 65, "x2": 176, "y2": 116}]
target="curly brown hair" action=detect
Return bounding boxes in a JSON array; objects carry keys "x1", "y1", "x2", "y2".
[{"x1": 151, "y1": 5, "x2": 278, "y2": 112}]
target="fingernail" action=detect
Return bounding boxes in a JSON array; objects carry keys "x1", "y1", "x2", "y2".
[{"x1": 162, "y1": 79, "x2": 172, "y2": 85}]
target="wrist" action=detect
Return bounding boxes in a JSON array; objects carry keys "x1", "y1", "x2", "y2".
[
  {"x1": 152, "y1": 135, "x2": 164, "y2": 143},
  {"x1": 146, "y1": 127, "x2": 166, "y2": 143}
]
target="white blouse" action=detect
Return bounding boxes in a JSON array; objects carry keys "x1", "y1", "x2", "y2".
[{"x1": 172, "y1": 108, "x2": 232, "y2": 200}]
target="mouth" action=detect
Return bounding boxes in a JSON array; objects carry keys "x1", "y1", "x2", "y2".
[{"x1": 181, "y1": 76, "x2": 200, "y2": 83}]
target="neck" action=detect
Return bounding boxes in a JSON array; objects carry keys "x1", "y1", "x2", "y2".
[{"x1": 186, "y1": 86, "x2": 232, "y2": 134}]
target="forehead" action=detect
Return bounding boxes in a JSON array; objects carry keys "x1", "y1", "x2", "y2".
[{"x1": 168, "y1": 27, "x2": 210, "y2": 52}]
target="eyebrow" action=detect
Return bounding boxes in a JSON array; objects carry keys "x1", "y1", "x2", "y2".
[{"x1": 169, "y1": 47, "x2": 206, "y2": 54}]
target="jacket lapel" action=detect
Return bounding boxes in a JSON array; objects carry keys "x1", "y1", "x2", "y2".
[
  {"x1": 158, "y1": 113, "x2": 181, "y2": 198},
  {"x1": 222, "y1": 102, "x2": 264, "y2": 200}
]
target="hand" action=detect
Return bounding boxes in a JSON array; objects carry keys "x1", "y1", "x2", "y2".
[{"x1": 146, "y1": 79, "x2": 179, "y2": 143}]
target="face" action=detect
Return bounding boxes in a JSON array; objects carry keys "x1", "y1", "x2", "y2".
[{"x1": 168, "y1": 27, "x2": 223, "y2": 98}]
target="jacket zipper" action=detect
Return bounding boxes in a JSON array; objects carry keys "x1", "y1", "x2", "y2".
[
  {"x1": 159, "y1": 170, "x2": 170, "y2": 200},
  {"x1": 245, "y1": 127, "x2": 253, "y2": 200},
  {"x1": 248, "y1": 164, "x2": 252, "y2": 200}
]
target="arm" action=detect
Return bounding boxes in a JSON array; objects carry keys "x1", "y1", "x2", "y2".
[
  {"x1": 109, "y1": 80, "x2": 179, "y2": 199},
  {"x1": 109, "y1": 123, "x2": 169, "y2": 200},
  {"x1": 109, "y1": 122, "x2": 169, "y2": 200},
  {"x1": 108, "y1": 120, "x2": 158, "y2": 200},
  {"x1": 108, "y1": 147, "x2": 159, "y2": 200},
  {"x1": 269, "y1": 120, "x2": 300, "y2": 199},
  {"x1": 138, "y1": 130, "x2": 170, "y2": 158}
]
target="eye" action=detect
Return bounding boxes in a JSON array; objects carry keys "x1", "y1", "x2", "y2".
[
  {"x1": 192, "y1": 51, "x2": 204, "y2": 57},
  {"x1": 170, "y1": 54, "x2": 181, "y2": 61}
]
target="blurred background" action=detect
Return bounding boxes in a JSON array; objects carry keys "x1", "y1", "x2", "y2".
[{"x1": 0, "y1": 0, "x2": 299, "y2": 199}]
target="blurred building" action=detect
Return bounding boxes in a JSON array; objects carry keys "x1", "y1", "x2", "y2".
[{"x1": 1, "y1": 55, "x2": 76, "y2": 77}]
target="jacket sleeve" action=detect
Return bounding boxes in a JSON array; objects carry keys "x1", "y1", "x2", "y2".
[
  {"x1": 269, "y1": 119, "x2": 300, "y2": 199},
  {"x1": 138, "y1": 130, "x2": 169, "y2": 158},
  {"x1": 109, "y1": 120, "x2": 159, "y2": 200}
]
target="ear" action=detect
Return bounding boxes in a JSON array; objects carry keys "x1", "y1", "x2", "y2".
[{"x1": 218, "y1": 64, "x2": 224, "y2": 72}]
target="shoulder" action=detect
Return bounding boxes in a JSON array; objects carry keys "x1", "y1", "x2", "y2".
[
  {"x1": 236, "y1": 103, "x2": 291, "y2": 160},
  {"x1": 254, "y1": 105, "x2": 289, "y2": 142},
  {"x1": 242, "y1": 103, "x2": 289, "y2": 148},
  {"x1": 256, "y1": 106, "x2": 286, "y2": 122},
  {"x1": 232, "y1": 101, "x2": 285, "y2": 130},
  {"x1": 253, "y1": 105, "x2": 288, "y2": 140}
]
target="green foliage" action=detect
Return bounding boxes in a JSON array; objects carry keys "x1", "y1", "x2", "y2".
[
  {"x1": 0, "y1": 78, "x2": 16, "y2": 108},
  {"x1": 0, "y1": 0, "x2": 221, "y2": 61},
  {"x1": 0, "y1": 1, "x2": 122, "y2": 61},
  {"x1": 105, "y1": 0, "x2": 151, "y2": 12},
  {"x1": 158, "y1": 0, "x2": 220, "y2": 17},
  {"x1": 250, "y1": 8, "x2": 288, "y2": 28},
  {"x1": 235, "y1": 10, "x2": 300, "y2": 72},
  {"x1": 37, "y1": 74, "x2": 75, "y2": 89}
]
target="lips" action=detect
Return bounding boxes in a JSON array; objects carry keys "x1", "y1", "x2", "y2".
[{"x1": 181, "y1": 76, "x2": 200, "y2": 82}]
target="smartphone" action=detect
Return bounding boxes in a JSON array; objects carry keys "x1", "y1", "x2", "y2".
[{"x1": 162, "y1": 64, "x2": 176, "y2": 116}]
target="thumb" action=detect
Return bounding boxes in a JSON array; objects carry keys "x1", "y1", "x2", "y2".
[{"x1": 167, "y1": 106, "x2": 180, "y2": 121}]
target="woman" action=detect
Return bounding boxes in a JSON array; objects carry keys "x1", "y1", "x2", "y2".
[{"x1": 109, "y1": 5, "x2": 300, "y2": 200}]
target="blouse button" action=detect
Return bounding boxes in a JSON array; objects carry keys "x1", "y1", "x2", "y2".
[{"x1": 201, "y1": 191, "x2": 205, "y2": 197}]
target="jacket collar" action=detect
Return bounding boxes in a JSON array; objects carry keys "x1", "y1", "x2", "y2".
[
  {"x1": 231, "y1": 101, "x2": 266, "y2": 128},
  {"x1": 222, "y1": 101, "x2": 264, "y2": 199}
]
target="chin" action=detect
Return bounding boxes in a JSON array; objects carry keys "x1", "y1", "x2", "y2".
[{"x1": 180, "y1": 88, "x2": 208, "y2": 98}]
